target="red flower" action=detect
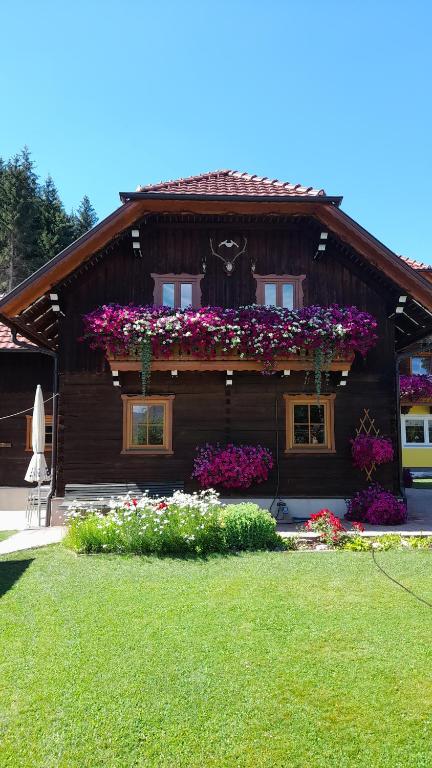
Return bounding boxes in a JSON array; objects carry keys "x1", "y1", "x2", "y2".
[
  {"x1": 302, "y1": 508, "x2": 346, "y2": 546},
  {"x1": 352, "y1": 521, "x2": 365, "y2": 532}
]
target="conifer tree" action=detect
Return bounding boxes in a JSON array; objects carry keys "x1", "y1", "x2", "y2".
[
  {"x1": 73, "y1": 195, "x2": 98, "y2": 238},
  {"x1": 0, "y1": 148, "x2": 98, "y2": 292},
  {"x1": 0, "y1": 148, "x2": 41, "y2": 292},
  {"x1": 38, "y1": 175, "x2": 75, "y2": 264}
]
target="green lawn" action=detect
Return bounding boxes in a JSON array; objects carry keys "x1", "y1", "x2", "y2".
[
  {"x1": 0, "y1": 530, "x2": 16, "y2": 543},
  {"x1": 413, "y1": 478, "x2": 432, "y2": 488},
  {"x1": 0, "y1": 546, "x2": 431, "y2": 768}
]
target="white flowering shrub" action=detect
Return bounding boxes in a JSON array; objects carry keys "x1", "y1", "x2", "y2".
[
  {"x1": 65, "y1": 490, "x2": 225, "y2": 555},
  {"x1": 64, "y1": 490, "x2": 283, "y2": 556}
]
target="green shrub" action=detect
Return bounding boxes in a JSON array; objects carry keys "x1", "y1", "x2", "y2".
[
  {"x1": 282, "y1": 536, "x2": 298, "y2": 551},
  {"x1": 342, "y1": 535, "x2": 372, "y2": 551},
  {"x1": 374, "y1": 534, "x2": 402, "y2": 551},
  {"x1": 407, "y1": 536, "x2": 432, "y2": 549},
  {"x1": 221, "y1": 503, "x2": 282, "y2": 551}
]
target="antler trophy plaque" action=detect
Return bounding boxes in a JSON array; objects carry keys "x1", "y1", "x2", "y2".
[{"x1": 209, "y1": 236, "x2": 248, "y2": 276}]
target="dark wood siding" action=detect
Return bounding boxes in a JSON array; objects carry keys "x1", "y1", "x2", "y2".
[
  {"x1": 0, "y1": 352, "x2": 53, "y2": 487},
  {"x1": 55, "y1": 217, "x2": 400, "y2": 497}
]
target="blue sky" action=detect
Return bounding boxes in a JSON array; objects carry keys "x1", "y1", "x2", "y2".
[{"x1": 1, "y1": 1, "x2": 431, "y2": 263}]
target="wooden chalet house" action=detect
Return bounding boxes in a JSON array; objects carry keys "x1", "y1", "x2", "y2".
[{"x1": 1, "y1": 170, "x2": 432, "y2": 523}]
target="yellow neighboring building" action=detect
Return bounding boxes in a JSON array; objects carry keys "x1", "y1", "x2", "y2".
[
  {"x1": 401, "y1": 404, "x2": 432, "y2": 469},
  {"x1": 400, "y1": 352, "x2": 432, "y2": 470}
]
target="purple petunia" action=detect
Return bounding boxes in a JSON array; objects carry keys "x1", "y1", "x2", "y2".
[
  {"x1": 192, "y1": 443, "x2": 273, "y2": 489},
  {"x1": 82, "y1": 303, "x2": 378, "y2": 365}
]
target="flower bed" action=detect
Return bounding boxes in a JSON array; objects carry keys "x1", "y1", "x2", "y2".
[
  {"x1": 192, "y1": 443, "x2": 273, "y2": 489},
  {"x1": 400, "y1": 374, "x2": 432, "y2": 401},
  {"x1": 345, "y1": 483, "x2": 407, "y2": 525},
  {"x1": 351, "y1": 434, "x2": 394, "y2": 471},
  {"x1": 64, "y1": 491, "x2": 282, "y2": 555}
]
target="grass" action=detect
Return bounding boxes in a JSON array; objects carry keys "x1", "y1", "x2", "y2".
[
  {"x1": 413, "y1": 478, "x2": 432, "y2": 488},
  {"x1": 0, "y1": 546, "x2": 431, "y2": 768},
  {"x1": 0, "y1": 530, "x2": 16, "y2": 543}
]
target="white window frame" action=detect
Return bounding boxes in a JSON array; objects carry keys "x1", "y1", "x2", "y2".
[{"x1": 401, "y1": 414, "x2": 432, "y2": 447}]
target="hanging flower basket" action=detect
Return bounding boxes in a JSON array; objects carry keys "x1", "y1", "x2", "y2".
[
  {"x1": 192, "y1": 443, "x2": 273, "y2": 489},
  {"x1": 350, "y1": 434, "x2": 393, "y2": 471},
  {"x1": 400, "y1": 374, "x2": 432, "y2": 402}
]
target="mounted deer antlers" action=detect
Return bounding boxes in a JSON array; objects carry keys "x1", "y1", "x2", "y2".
[{"x1": 209, "y1": 236, "x2": 248, "y2": 276}]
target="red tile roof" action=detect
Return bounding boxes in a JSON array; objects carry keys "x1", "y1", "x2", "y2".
[
  {"x1": 400, "y1": 255, "x2": 432, "y2": 271},
  {"x1": 137, "y1": 170, "x2": 326, "y2": 198},
  {"x1": 0, "y1": 321, "x2": 34, "y2": 349}
]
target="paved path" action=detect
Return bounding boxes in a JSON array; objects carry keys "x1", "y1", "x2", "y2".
[
  {"x1": 0, "y1": 527, "x2": 66, "y2": 555},
  {"x1": 278, "y1": 488, "x2": 432, "y2": 536}
]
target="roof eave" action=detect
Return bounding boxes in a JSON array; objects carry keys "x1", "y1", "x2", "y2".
[{"x1": 119, "y1": 191, "x2": 344, "y2": 207}]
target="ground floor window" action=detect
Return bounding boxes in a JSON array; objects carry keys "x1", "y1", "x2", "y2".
[
  {"x1": 402, "y1": 415, "x2": 432, "y2": 446},
  {"x1": 121, "y1": 395, "x2": 174, "y2": 454},
  {"x1": 283, "y1": 394, "x2": 336, "y2": 452},
  {"x1": 25, "y1": 415, "x2": 53, "y2": 451}
]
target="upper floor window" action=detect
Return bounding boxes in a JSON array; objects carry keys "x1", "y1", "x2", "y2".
[
  {"x1": 411, "y1": 356, "x2": 432, "y2": 375},
  {"x1": 151, "y1": 274, "x2": 203, "y2": 309},
  {"x1": 254, "y1": 274, "x2": 306, "y2": 309}
]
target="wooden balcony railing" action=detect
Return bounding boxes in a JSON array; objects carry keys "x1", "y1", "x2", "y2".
[{"x1": 107, "y1": 348, "x2": 355, "y2": 373}]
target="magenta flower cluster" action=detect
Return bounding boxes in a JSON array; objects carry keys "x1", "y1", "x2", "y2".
[
  {"x1": 192, "y1": 443, "x2": 273, "y2": 489},
  {"x1": 82, "y1": 303, "x2": 378, "y2": 365},
  {"x1": 350, "y1": 434, "x2": 394, "y2": 471},
  {"x1": 346, "y1": 483, "x2": 406, "y2": 525},
  {"x1": 400, "y1": 374, "x2": 432, "y2": 401}
]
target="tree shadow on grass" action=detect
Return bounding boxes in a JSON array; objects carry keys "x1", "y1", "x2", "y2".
[{"x1": 0, "y1": 559, "x2": 34, "y2": 599}]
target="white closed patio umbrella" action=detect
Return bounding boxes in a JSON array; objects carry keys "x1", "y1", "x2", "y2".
[{"x1": 25, "y1": 385, "x2": 50, "y2": 526}]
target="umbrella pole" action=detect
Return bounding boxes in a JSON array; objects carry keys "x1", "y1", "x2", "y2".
[{"x1": 37, "y1": 479, "x2": 41, "y2": 527}]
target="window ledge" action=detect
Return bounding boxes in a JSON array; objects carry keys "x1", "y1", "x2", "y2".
[
  {"x1": 284, "y1": 448, "x2": 337, "y2": 455},
  {"x1": 121, "y1": 449, "x2": 174, "y2": 456}
]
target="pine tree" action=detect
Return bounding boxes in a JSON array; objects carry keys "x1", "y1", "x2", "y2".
[
  {"x1": 0, "y1": 149, "x2": 98, "y2": 292},
  {"x1": 73, "y1": 195, "x2": 98, "y2": 238},
  {"x1": 37, "y1": 175, "x2": 75, "y2": 265},
  {"x1": 0, "y1": 148, "x2": 41, "y2": 292}
]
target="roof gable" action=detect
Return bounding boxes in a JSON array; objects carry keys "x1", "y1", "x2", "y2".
[
  {"x1": 134, "y1": 170, "x2": 327, "y2": 198},
  {"x1": 1, "y1": 173, "x2": 432, "y2": 344}
]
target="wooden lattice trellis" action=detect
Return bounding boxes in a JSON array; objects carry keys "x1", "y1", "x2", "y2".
[{"x1": 355, "y1": 409, "x2": 380, "y2": 483}]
